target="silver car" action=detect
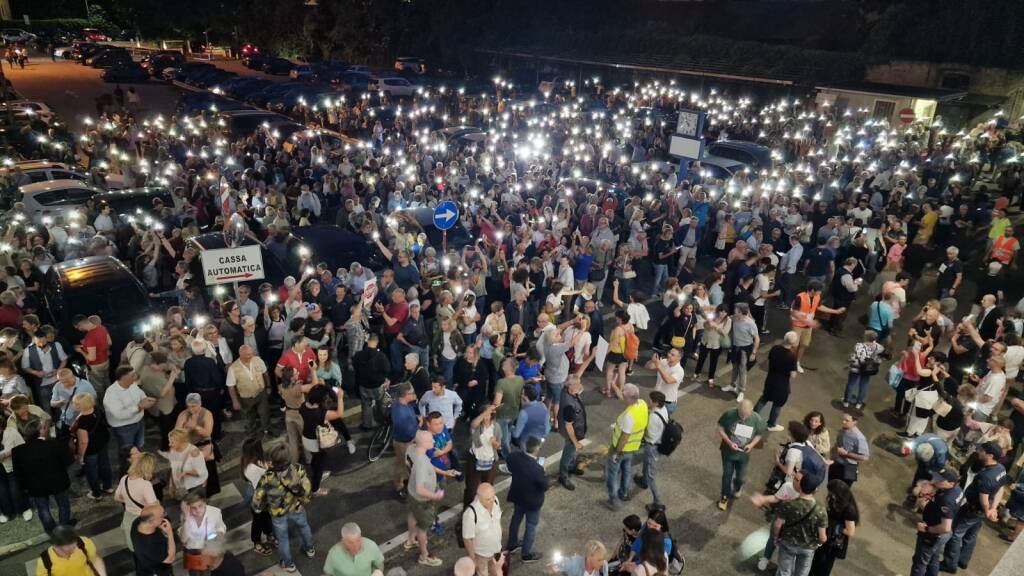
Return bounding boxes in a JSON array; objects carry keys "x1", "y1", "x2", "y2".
[{"x1": 17, "y1": 179, "x2": 103, "y2": 225}]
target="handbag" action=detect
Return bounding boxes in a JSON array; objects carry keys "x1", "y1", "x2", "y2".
[
  {"x1": 317, "y1": 423, "x2": 340, "y2": 449},
  {"x1": 670, "y1": 335, "x2": 686, "y2": 349},
  {"x1": 887, "y1": 364, "x2": 903, "y2": 390},
  {"x1": 720, "y1": 331, "x2": 732, "y2": 349},
  {"x1": 827, "y1": 521, "x2": 850, "y2": 559},
  {"x1": 933, "y1": 398, "x2": 953, "y2": 417},
  {"x1": 183, "y1": 550, "x2": 209, "y2": 572}
]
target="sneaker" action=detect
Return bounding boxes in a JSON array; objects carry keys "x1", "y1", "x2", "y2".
[
  {"x1": 282, "y1": 563, "x2": 297, "y2": 573},
  {"x1": 604, "y1": 499, "x2": 623, "y2": 511},
  {"x1": 796, "y1": 363, "x2": 805, "y2": 374},
  {"x1": 570, "y1": 466, "x2": 585, "y2": 476},
  {"x1": 103, "y1": 488, "x2": 114, "y2": 494},
  {"x1": 559, "y1": 478, "x2": 576, "y2": 491},
  {"x1": 855, "y1": 403, "x2": 864, "y2": 411},
  {"x1": 717, "y1": 497, "x2": 729, "y2": 511},
  {"x1": 403, "y1": 540, "x2": 418, "y2": 551},
  {"x1": 757, "y1": 556, "x2": 770, "y2": 571},
  {"x1": 842, "y1": 401, "x2": 850, "y2": 408},
  {"x1": 347, "y1": 440, "x2": 356, "y2": 454},
  {"x1": 720, "y1": 385, "x2": 736, "y2": 393},
  {"x1": 431, "y1": 519, "x2": 445, "y2": 535},
  {"x1": 767, "y1": 425, "x2": 785, "y2": 432},
  {"x1": 85, "y1": 492, "x2": 103, "y2": 501},
  {"x1": 498, "y1": 463, "x2": 510, "y2": 474},
  {"x1": 0, "y1": 514, "x2": 8, "y2": 523},
  {"x1": 735, "y1": 392, "x2": 744, "y2": 403},
  {"x1": 506, "y1": 544, "x2": 522, "y2": 555},
  {"x1": 304, "y1": 547, "x2": 316, "y2": 559},
  {"x1": 418, "y1": 556, "x2": 443, "y2": 567},
  {"x1": 522, "y1": 553, "x2": 543, "y2": 563},
  {"x1": 22, "y1": 509, "x2": 32, "y2": 521}
]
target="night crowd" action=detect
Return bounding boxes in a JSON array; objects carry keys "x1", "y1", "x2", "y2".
[{"x1": 0, "y1": 72, "x2": 1023, "y2": 576}]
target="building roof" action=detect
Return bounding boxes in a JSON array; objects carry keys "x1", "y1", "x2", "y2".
[{"x1": 814, "y1": 81, "x2": 967, "y2": 102}]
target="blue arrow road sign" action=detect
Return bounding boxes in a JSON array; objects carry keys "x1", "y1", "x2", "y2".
[{"x1": 433, "y1": 201, "x2": 459, "y2": 230}]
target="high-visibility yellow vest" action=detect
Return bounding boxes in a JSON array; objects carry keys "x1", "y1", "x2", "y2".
[{"x1": 611, "y1": 400, "x2": 649, "y2": 453}]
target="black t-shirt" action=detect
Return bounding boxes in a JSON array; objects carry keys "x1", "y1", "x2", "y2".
[
  {"x1": 923, "y1": 486, "x2": 962, "y2": 527},
  {"x1": 910, "y1": 319, "x2": 942, "y2": 345},
  {"x1": 300, "y1": 403, "x2": 327, "y2": 439},
  {"x1": 936, "y1": 258, "x2": 963, "y2": 290},
  {"x1": 73, "y1": 413, "x2": 109, "y2": 455},
  {"x1": 653, "y1": 238, "x2": 674, "y2": 265},
  {"x1": 131, "y1": 518, "x2": 173, "y2": 576},
  {"x1": 304, "y1": 316, "x2": 330, "y2": 343}
]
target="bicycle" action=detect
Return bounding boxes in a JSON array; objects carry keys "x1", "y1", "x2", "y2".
[{"x1": 366, "y1": 386, "x2": 395, "y2": 462}]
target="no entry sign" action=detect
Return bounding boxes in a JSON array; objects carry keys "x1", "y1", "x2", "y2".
[
  {"x1": 200, "y1": 245, "x2": 265, "y2": 285},
  {"x1": 898, "y1": 108, "x2": 916, "y2": 124}
]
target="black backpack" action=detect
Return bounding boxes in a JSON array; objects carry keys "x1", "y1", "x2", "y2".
[
  {"x1": 654, "y1": 412, "x2": 684, "y2": 456},
  {"x1": 40, "y1": 537, "x2": 99, "y2": 576}
]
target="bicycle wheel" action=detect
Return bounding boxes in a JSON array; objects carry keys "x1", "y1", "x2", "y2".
[{"x1": 367, "y1": 423, "x2": 392, "y2": 462}]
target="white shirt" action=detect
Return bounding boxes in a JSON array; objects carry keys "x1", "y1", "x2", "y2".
[
  {"x1": 654, "y1": 360, "x2": 685, "y2": 403},
  {"x1": 102, "y1": 383, "x2": 147, "y2": 427},
  {"x1": 645, "y1": 406, "x2": 668, "y2": 444},
  {"x1": 753, "y1": 273, "x2": 772, "y2": 306},
  {"x1": 179, "y1": 505, "x2": 226, "y2": 550},
  {"x1": 627, "y1": 302, "x2": 650, "y2": 330},
  {"x1": 462, "y1": 498, "x2": 503, "y2": 556},
  {"x1": 1004, "y1": 345, "x2": 1024, "y2": 380},
  {"x1": 976, "y1": 371, "x2": 1006, "y2": 415}
]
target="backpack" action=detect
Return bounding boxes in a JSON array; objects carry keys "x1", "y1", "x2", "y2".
[
  {"x1": 654, "y1": 412, "x2": 684, "y2": 456},
  {"x1": 456, "y1": 498, "x2": 499, "y2": 549},
  {"x1": 794, "y1": 443, "x2": 827, "y2": 487},
  {"x1": 40, "y1": 537, "x2": 99, "y2": 576},
  {"x1": 624, "y1": 331, "x2": 640, "y2": 361}
]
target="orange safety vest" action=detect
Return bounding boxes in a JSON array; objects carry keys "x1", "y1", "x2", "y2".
[
  {"x1": 791, "y1": 292, "x2": 821, "y2": 328},
  {"x1": 991, "y1": 236, "x2": 1019, "y2": 264}
]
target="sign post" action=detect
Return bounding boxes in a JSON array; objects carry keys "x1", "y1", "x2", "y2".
[
  {"x1": 200, "y1": 245, "x2": 266, "y2": 286},
  {"x1": 433, "y1": 200, "x2": 459, "y2": 255},
  {"x1": 669, "y1": 109, "x2": 706, "y2": 182}
]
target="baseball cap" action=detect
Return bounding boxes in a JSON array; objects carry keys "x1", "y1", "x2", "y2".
[
  {"x1": 931, "y1": 468, "x2": 958, "y2": 484},
  {"x1": 978, "y1": 441, "x2": 1004, "y2": 460}
]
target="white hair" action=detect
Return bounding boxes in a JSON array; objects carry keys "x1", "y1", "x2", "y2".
[
  {"x1": 623, "y1": 383, "x2": 640, "y2": 402},
  {"x1": 341, "y1": 522, "x2": 361, "y2": 540}
]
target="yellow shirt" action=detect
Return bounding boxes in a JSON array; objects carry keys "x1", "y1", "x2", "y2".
[
  {"x1": 919, "y1": 211, "x2": 938, "y2": 239},
  {"x1": 35, "y1": 537, "x2": 101, "y2": 576}
]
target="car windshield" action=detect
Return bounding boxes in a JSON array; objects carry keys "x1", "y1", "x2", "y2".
[{"x1": 64, "y1": 283, "x2": 149, "y2": 327}]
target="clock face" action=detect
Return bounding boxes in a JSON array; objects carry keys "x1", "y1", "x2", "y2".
[{"x1": 677, "y1": 111, "x2": 699, "y2": 138}]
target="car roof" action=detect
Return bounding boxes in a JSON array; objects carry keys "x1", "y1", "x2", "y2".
[
  {"x1": 707, "y1": 140, "x2": 772, "y2": 154},
  {"x1": 698, "y1": 155, "x2": 746, "y2": 169},
  {"x1": 51, "y1": 255, "x2": 137, "y2": 289},
  {"x1": 12, "y1": 160, "x2": 72, "y2": 170},
  {"x1": 219, "y1": 109, "x2": 287, "y2": 118},
  {"x1": 94, "y1": 186, "x2": 171, "y2": 200},
  {"x1": 19, "y1": 179, "x2": 97, "y2": 194}
]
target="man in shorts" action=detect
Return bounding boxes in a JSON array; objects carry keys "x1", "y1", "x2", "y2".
[
  {"x1": 789, "y1": 280, "x2": 845, "y2": 373},
  {"x1": 406, "y1": 430, "x2": 448, "y2": 567}
]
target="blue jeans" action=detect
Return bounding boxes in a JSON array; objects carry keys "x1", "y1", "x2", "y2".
[
  {"x1": 605, "y1": 452, "x2": 634, "y2": 502},
  {"x1": 640, "y1": 443, "x2": 662, "y2": 506},
  {"x1": 720, "y1": 455, "x2": 749, "y2": 499},
  {"x1": 506, "y1": 505, "x2": 540, "y2": 556},
  {"x1": 559, "y1": 437, "x2": 578, "y2": 482},
  {"x1": 439, "y1": 357, "x2": 457, "y2": 388},
  {"x1": 665, "y1": 401, "x2": 677, "y2": 417},
  {"x1": 0, "y1": 466, "x2": 27, "y2": 517},
  {"x1": 761, "y1": 514, "x2": 778, "y2": 560},
  {"x1": 843, "y1": 372, "x2": 871, "y2": 404},
  {"x1": 777, "y1": 540, "x2": 815, "y2": 576},
  {"x1": 911, "y1": 531, "x2": 951, "y2": 576},
  {"x1": 652, "y1": 264, "x2": 669, "y2": 296},
  {"x1": 497, "y1": 418, "x2": 513, "y2": 460},
  {"x1": 30, "y1": 492, "x2": 71, "y2": 534},
  {"x1": 271, "y1": 511, "x2": 314, "y2": 567},
  {"x1": 110, "y1": 420, "x2": 145, "y2": 450},
  {"x1": 753, "y1": 396, "x2": 783, "y2": 428},
  {"x1": 941, "y1": 512, "x2": 984, "y2": 571},
  {"x1": 83, "y1": 450, "x2": 113, "y2": 497}
]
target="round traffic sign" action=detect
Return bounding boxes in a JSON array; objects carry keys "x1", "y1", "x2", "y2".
[
  {"x1": 433, "y1": 201, "x2": 459, "y2": 231},
  {"x1": 898, "y1": 108, "x2": 916, "y2": 124}
]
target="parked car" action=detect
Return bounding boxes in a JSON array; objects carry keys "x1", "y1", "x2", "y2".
[
  {"x1": 41, "y1": 256, "x2": 154, "y2": 361},
  {"x1": 262, "y1": 57, "x2": 294, "y2": 75},
  {"x1": 224, "y1": 77, "x2": 274, "y2": 100},
  {"x1": 140, "y1": 51, "x2": 185, "y2": 77},
  {"x1": 289, "y1": 64, "x2": 320, "y2": 81},
  {"x1": 703, "y1": 140, "x2": 774, "y2": 171},
  {"x1": 242, "y1": 52, "x2": 270, "y2": 70},
  {"x1": 0, "y1": 160, "x2": 86, "y2": 185},
  {"x1": 2, "y1": 29, "x2": 36, "y2": 44},
  {"x1": 82, "y1": 28, "x2": 109, "y2": 42},
  {"x1": 0, "y1": 101, "x2": 57, "y2": 125},
  {"x1": 330, "y1": 71, "x2": 372, "y2": 92},
  {"x1": 101, "y1": 63, "x2": 149, "y2": 83},
  {"x1": 240, "y1": 43, "x2": 260, "y2": 57},
  {"x1": 216, "y1": 110, "x2": 291, "y2": 138},
  {"x1": 393, "y1": 207, "x2": 472, "y2": 251},
  {"x1": 70, "y1": 42, "x2": 104, "y2": 62},
  {"x1": 190, "y1": 69, "x2": 237, "y2": 89},
  {"x1": 244, "y1": 81, "x2": 306, "y2": 108},
  {"x1": 694, "y1": 155, "x2": 746, "y2": 180},
  {"x1": 86, "y1": 48, "x2": 130, "y2": 68},
  {"x1": 171, "y1": 62, "x2": 216, "y2": 82},
  {"x1": 394, "y1": 57, "x2": 426, "y2": 74},
  {"x1": 53, "y1": 45, "x2": 75, "y2": 59},
  {"x1": 94, "y1": 187, "x2": 174, "y2": 221},
  {"x1": 372, "y1": 77, "x2": 416, "y2": 98},
  {"x1": 17, "y1": 179, "x2": 102, "y2": 224}
]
